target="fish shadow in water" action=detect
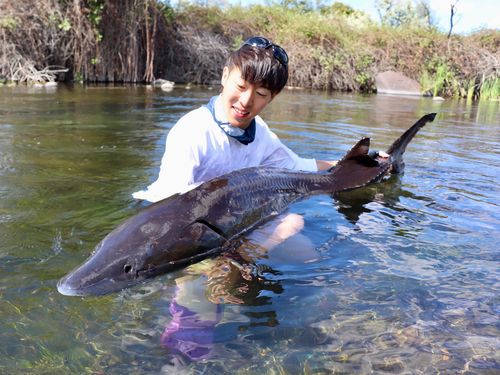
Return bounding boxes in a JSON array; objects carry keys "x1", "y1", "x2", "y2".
[{"x1": 332, "y1": 173, "x2": 430, "y2": 224}]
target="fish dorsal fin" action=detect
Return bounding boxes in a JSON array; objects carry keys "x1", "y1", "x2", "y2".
[
  {"x1": 334, "y1": 138, "x2": 379, "y2": 168},
  {"x1": 343, "y1": 137, "x2": 370, "y2": 160}
]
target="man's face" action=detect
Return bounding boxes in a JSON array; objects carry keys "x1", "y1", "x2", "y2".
[{"x1": 220, "y1": 67, "x2": 276, "y2": 130}]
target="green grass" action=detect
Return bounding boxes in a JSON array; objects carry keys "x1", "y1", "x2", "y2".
[
  {"x1": 168, "y1": 0, "x2": 500, "y2": 97},
  {"x1": 479, "y1": 77, "x2": 500, "y2": 100}
]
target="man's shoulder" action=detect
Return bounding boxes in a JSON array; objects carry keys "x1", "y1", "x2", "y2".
[
  {"x1": 252, "y1": 115, "x2": 269, "y2": 132},
  {"x1": 170, "y1": 106, "x2": 213, "y2": 134},
  {"x1": 167, "y1": 106, "x2": 224, "y2": 150},
  {"x1": 177, "y1": 106, "x2": 211, "y2": 125},
  {"x1": 254, "y1": 115, "x2": 278, "y2": 140}
]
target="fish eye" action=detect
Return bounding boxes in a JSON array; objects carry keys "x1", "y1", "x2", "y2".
[
  {"x1": 124, "y1": 265, "x2": 132, "y2": 274},
  {"x1": 147, "y1": 263, "x2": 156, "y2": 272}
]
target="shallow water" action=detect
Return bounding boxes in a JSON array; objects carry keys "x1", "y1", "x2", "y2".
[{"x1": 1, "y1": 83, "x2": 499, "y2": 374}]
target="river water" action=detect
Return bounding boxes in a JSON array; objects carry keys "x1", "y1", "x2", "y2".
[{"x1": 0, "y1": 84, "x2": 499, "y2": 374}]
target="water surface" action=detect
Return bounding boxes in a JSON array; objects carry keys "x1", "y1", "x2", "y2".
[{"x1": 0, "y1": 84, "x2": 499, "y2": 374}]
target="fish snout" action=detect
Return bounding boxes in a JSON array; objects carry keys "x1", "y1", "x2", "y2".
[
  {"x1": 57, "y1": 270, "x2": 93, "y2": 297},
  {"x1": 57, "y1": 258, "x2": 137, "y2": 296}
]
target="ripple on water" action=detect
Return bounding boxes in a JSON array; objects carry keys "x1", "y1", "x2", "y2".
[{"x1": 1, "y1": 87, "x2": 500, "y2": 374}]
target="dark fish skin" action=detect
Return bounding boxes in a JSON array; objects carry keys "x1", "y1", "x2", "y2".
[
  {"x1": 386, "y1": 113, "x2": 436, "y2": 174},
  {"x1": 57, "y1": 113, "x2": 436, "y2": 296}
]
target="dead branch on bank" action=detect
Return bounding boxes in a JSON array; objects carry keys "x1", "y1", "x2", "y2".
[
  {"x1": 159, "y1": 25, "x2": 231, "y2": 84},
  {"x1": 0, "y1": 0, "x2": 93, "y2": 82},
  {"x1": 12, "y1": 64, "x2": 69, "y2": 83},
  {"x1": 0, "y1": 0, "x2": 170, "y2": 83}
]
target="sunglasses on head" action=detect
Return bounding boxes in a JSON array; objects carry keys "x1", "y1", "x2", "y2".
[{"x1": 243, "y1": 36, "x2": 289, "y2": 67}]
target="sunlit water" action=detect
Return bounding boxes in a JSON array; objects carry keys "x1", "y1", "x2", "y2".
[{"x1": 1, "y1": 83, "x2": 499, "y2": 374}]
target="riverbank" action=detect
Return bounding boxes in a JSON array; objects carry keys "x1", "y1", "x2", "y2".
[{"x1": 1, "y1": 0, "x2": 499, "y2": 99}]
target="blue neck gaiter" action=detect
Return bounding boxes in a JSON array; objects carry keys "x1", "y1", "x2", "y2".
[{"x1": 203, "y1": 95, "x2": 256, "y2": 145}]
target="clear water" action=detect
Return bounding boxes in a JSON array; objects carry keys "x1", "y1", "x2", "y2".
[{"x1": 1, "y1": 84, "x2": 499, "y2": 374}]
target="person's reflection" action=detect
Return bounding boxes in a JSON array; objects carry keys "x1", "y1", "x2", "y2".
[
  {"x1": 161, "y1": 213, "x2": 320, "y2": 361},
  {"x1": 161, "y1": 272, "x2": 222, "y2": 361}
]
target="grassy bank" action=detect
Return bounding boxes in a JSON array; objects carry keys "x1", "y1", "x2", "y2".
[
  {"x1": 177, "y1": 1, "x2": 500, "y2": 99},
  {"x1": 1, "y1": 0, "x2": 499, "y2": 99}
]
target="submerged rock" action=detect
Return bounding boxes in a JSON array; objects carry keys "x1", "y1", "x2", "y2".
[
  {"x1": 161, "y1": 84, "x2": 174, "y2": 92},
  {"x1": 161, "y1": 81, "x2": 174, "y2": 89},
  {"x1": 153, "y1": 78, "x2": 175, "y2": 87},
  {"x1": 375, "y1": 71, "x2": 424, "y2": 96}
]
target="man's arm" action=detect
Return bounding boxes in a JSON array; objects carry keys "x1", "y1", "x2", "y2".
[
  {"x1": 316, "y1": 160, "x2": 337, "y2": 171},
  {"x1": 315, "y1": 151, "x2": 390, "y2": 172}
]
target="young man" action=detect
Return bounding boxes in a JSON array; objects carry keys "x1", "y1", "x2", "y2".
[
  {"x1": 133, "y1": 36, "x2": 338, "y2": 203},
  {"x1": 140, "y1": 37, "x2": 390, "y2": 361}
]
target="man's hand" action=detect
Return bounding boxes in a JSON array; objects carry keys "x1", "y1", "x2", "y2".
[
  {"x1": 379, "y1": 151, "x2": 390, "y2": 158},
  {"x1": 378, "y1": 151, "x2": 392, "y2": 175},
  {"x1": 317, "y1": 151, "x2": 390, "y2": 172}
]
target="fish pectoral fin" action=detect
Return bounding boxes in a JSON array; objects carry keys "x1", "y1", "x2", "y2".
[
  {"x1": 182, "y1": 221, "x2": 229, "y2": 252},
  {"x1": 194, "y1": 219, "x2": 227, "y2": 239}
]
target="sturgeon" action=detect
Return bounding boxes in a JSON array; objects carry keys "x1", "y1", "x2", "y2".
[{"x1": 57, "y1": 113, "x2": 436, "y2": 296}]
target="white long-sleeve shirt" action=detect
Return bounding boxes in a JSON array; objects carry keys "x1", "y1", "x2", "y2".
[{"x1": 133, "y1": 95, "x2": 318, "y2": 202}]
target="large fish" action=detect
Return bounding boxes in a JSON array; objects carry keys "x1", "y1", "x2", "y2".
[{"x1": 57, "y1": 113, "x2": 436, "y2": 296}]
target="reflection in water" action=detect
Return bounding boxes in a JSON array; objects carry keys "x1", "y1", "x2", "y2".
[
  {"x1": 162, "y1": 274, "x2": 222, "y2": 361},
  {"x1": 1, "y1": 85, "x2": 500, "y2": 374},
  {"x1": 161, "y1": 213, "x2": 317, "y2": 362}
]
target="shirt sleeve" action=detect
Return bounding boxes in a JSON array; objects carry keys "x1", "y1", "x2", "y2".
[
  {"x1": 132, "y1": 115, "x2": 202, "y2": 202},
  {"x1": 259, "y1": 123, "x2": 318, "y2": 172}
]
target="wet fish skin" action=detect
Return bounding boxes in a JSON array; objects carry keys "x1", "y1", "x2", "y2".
[
  {"x1": 387, "y1": 113, "x2": 436, "y2": 174},
  {"x1": 57, "y1": 113, "x2": 436, "y2": 296}
]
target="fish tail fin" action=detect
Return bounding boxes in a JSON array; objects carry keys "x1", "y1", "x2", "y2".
[{"x1": 386, "y1": 113, "x2": 436, "y2": 174}]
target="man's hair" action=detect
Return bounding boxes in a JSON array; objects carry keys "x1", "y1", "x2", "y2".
[{"x1": 224, "y1": 45, "x2": 289, "y2": 95}]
